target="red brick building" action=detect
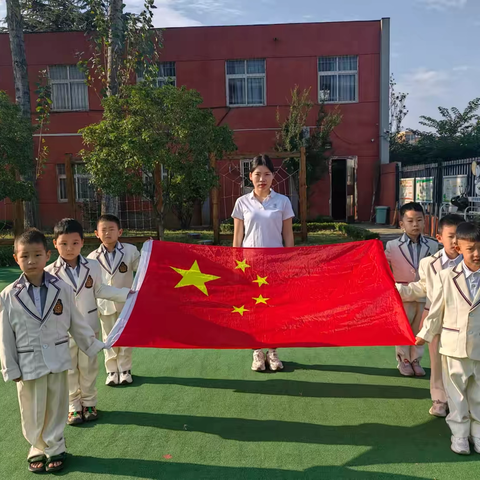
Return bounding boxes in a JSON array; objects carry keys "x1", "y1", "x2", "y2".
[{"x1": 0, "y1": 19, "x2": 390, "y2": 229}]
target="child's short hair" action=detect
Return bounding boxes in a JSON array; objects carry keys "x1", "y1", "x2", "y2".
[
  {"x1": 438, "y1": 214, "x2": 464, "y2": 234},
  {"x1": 14, "y1": 228, "x2": 48, "y2": 253},
  {"x1": 400, "y1": 202, "x2": 424, "y2": 218},
  {"x1": 97, "y1": 214, "x2": 121, "y2": 229},
  {"x1": 53, "y1": 218, "x2": 84, "y2": 240},
  {"x1": 456, "y1": 222, "x2": 480, "y2": 243}
]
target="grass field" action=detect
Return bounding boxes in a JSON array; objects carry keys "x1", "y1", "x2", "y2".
[{"x1": 1, "y1": 241, "x2": 480, "y2": 479}]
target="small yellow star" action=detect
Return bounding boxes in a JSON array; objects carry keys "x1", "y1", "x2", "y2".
[
  {"x1": 171, "y1": 260, "x2": 220, "y2": 296},
  {"x1": 235, "y1": 259, "x2": 251, "y2": 273},
  {"x1": 232, "y1": 305, "x2": 249, "y2": 316},
  {"x1": 253, "y1": 295, "x2": 269, "y2": 305},
  {"x1": 253, "y1": 275, "x2": 268, "y2": 287}
]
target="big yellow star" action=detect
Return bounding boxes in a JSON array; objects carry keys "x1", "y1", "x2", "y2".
[
  {"x1": 232, "y1": 305, "x2": 249, "y2": 316},
  {"x1": 171, "y1": 260, "x2": 220, "y2": 296},
  {"x1": 253, "y1": 275, "x2": 268, "y2": 287},
  {"x1": 253, "y1": 294, "x2": 269, "y2": 305},
  {"x1": 235, "y1": 259, "x2": 251, "y2": 273}
]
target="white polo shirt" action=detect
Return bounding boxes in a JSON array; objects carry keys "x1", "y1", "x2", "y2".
[{"x1": 231, "y1": 189, "x2": 295, "y2": 248}]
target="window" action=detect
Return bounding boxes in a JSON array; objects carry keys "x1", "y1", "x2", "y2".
[
  {"x1": 56, "y1": 163, "x2": 96, "y2": 202},
  {"x1": 49, "y1": 65, "x2": 89, "y2": 111},
  {"x1": 318, "y1": 56, "x2": 358, "y2": 103},
  {"x1": 137, "y1": 62, "x2": 176, "y2": 87},
  {"x1": 226, "y1": 59, "x2": 266, "y2": 107}
]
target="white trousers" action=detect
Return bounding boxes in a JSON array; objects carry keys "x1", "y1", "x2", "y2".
[
  {"x1": 17, "y1": 371, "x2": 68, "y2": 460},
  {"x1": 396, "y1": 301, "x2": 425, "y2": 364},
  {"x1": 100, "y1": 312, "x2": 133, "y2": 373},
  {"x1": 442, "y1": 355, "x2": 480, "y2": 438},
  {"x1": 68, "y1": 337, "x2": 99, "y2": 412},
  {"x1": 429, "y1": 335, "x2": 446, "y2": 403}
]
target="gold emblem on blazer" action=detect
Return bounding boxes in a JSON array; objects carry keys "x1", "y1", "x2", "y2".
[
  {"x1": 85, "y1": 275, "x2": 93, "y2": 289},
  {"x1": 119, "y1": 262, "x2": 128, "y2": 273},
  {"x1": 53, "y1": 299, "x2": 63, "y2": 315}
]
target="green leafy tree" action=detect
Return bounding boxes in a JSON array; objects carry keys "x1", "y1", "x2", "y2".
[
  {"x1": 276, "y1": 86, "x2": 342, "y2": 189},
  {"x1": 0, "y1": 91, "x2": 36, "y2": 202},
  {"x1": 80, "y1": 85, "x2": 237, "y2": 238}
]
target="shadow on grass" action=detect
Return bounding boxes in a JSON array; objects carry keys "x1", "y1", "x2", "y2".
[
  {"x1": 284, "y1": 362, "x2": 431, "y2": 379},
  {"x1": 128, "y1": 376, "x2": 430, "y2": 400},
  {"x1": 96, "y1": 411, "x2": 479, "y2": 467},
  {"x1": 61, "y1": 455, "x2": 428, "y2": 479}
]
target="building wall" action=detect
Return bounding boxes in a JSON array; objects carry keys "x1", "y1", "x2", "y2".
[{"x1": 0, "y1": 20, "x2": 385, "y2": 227}]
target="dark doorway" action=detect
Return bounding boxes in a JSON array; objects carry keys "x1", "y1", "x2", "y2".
[{"x1": 331, "y1": 159, "x2": 347, "y2": 221}]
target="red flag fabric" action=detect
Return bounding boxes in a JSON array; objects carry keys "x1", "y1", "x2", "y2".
[{"x1": 106, "y1": 240, "x2": 414, "y2": 349}]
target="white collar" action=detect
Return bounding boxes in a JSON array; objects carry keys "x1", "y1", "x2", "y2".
[
  {"x1": 402, "y1": 233, "x2": 423, "y2": 244},
  {"x1": 59, "y1": 255, "x2": 82, "y2": 270},
  {"x1": 101, "y1": 242, "x2": 119, "y2": 255},
  {"x1": 23, "y1": 273, "x2": 46, "y2": 290},
  {"x1": 441, "y1": 250, "x2": 462, "y2": 267},
  {"x1": 249, "y1": 189, "x2": 276, "y2": 201},
  {"x1": 462, "y1": 262, "x2": 480, "y2": 279}
]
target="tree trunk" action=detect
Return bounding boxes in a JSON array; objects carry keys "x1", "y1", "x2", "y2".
[
  {"x1": 6, "y1": 0, "x2": 38, "y2": 228},
  {"x1": 101, "y1": 0, "x2": 124, "y2": 216}
]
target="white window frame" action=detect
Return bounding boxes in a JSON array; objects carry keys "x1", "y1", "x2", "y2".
[
  {"x1": 226, "y1": 59, "x2": 266, "y2": 107},
  {"x1": 57, "y1": 164, "x2": 67, "y2": 203},
  {"x1": 74, "y1": 164, "x2": 96, "y2": 202},
  {"x1": 137, "y1": 62, "x2": 176, "y2": 87},
  {"x1": 240, "y1": 159, "x2": 253, "y2": 194},
  {"x1": 48, "y1": 65, "x2": 89, "y2": 112},
  {"x1": 318, "y1": 56, "x2": 359, "y2": 104}
]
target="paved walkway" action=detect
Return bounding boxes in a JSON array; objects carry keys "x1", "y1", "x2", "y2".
[{"x1": 357, "y1": 223, "x2": 402, "y2": 244}]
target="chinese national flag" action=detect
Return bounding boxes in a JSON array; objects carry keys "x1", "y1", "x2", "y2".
[{"x1": 106, "y1": 240, "x2": 414, "y2": 349}]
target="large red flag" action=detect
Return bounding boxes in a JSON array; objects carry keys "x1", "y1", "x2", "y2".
[{"x1": 106, "y1": 240, "x2": 414, "y2": 349}]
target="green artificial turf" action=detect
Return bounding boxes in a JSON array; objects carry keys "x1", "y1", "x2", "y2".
[{"x1": 1, "y1": 266, "x2": 479, "y2": 479}]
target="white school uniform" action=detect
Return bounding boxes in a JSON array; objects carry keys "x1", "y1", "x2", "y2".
[
  {"x1": 397, "y1": 250, "x2": 462, "y2": 402},
  {"x1": 418, "y1": 262, "x2": 480, "y2": 439},
  {"x1": 87, "y1": 242, "x2": 140, "y2": 373},
  {"x1": 0, "y1": 273, "x2": 103, "y2": 460},
  {"x1": 46, "y1": 256, "x2": 129, "y2": 412},
  {"x1": 231, "y1": 189, "x2": 295, "y2": 248},
  {"x1": 385, "y1": 234, "x2": 439, "y2": 364}
]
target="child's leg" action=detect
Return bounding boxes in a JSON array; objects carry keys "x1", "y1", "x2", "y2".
[
  {"x1": 43, "y1": 371, "x2": 69, "y2": 459},
  {"x1": 78, "y1": 346, "x2": 99, "y2": 409},
  {"x1": 117, "y1": 347, "x2": 133, "y2": 373},
  {"x1": 468, "y1": 359, "x2": 480, "y2": 439},
  {"x1": 396, "y1": 302, "x2": 416, "y2": 364},
  {"x1": 68, "y1": 338, "x2": 82, "y2": 413},
  {"x1": 101, "y1": 312, "x2": 120, "y2": 372},
  {"x1": 429, "y1": 335, "x2": 447, "y2": 403},
  {"x1": 410, "y1": 302, "x2": 425, "y2": 363},
  {"x1": 17, "y1": 376, "x2": 48, "y2": 459},
  {"x1": 442, "y1": 355, "x2": 472, "y2": 438}
]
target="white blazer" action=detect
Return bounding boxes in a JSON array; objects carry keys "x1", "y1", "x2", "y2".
[
  {"x1": 0, "y1": 272, "x2": 104, "y2": 382},
  {"x1": 418, "y1": 261, "x2": 480, "y2": 360},
  {"x1": 385, "y1": 234, "x2": 439, "y2": 284},
  {"x1": 45, "y1": 256, "x2": 130, "y2": 333},
  {"x1": 87, "y1": 242, "x2": 140, "y2": 315}
]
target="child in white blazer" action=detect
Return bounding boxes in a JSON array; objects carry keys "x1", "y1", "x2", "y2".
[
  {"x1": 417, "y1": 222, "x2": 480, "y2": 455},
  {"x1": 87, "y1": 214, "x2": 140, "y2": 386},
  {"x1": 46, "y1": 219, "x2": 130, "y2": 425},
  {"x1": 0, "y1": 229, "x2": 104, "y2": 473},
  {"x1": 396, "y1": 214, "x2": 463, "y2": 417},
  {"x1": 385, "y1": 202, "x2": 438, "y2": 377}
]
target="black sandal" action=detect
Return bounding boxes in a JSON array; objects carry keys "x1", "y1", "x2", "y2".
[
  {"x1": 45, "y1": 452, "x2": 66, "y2": 472},
  {"x1": 28, "y1": 454, "x2": 46, "y2": 473}
]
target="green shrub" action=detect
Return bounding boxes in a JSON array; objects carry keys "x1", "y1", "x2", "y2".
[{"x1": 0, "y1": 246, "x2": 15, "y2": 267}]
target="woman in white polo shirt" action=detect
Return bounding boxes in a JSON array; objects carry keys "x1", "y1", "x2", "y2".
[{"x1": 232, "y1": 154, "x2": 295, "y2": 371}]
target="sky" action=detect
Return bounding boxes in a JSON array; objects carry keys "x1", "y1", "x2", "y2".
[{"x1": 0, "y1": 0, "x2": 479, "y2": 130}]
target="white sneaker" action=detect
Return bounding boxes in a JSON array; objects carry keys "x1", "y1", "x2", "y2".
[
  {"x1": 451, "y1": 436, "x2": 470, "y2": 455},
  {"x1": 251, "y1": 350, "x2": 266, "y2": 371},
  {"x1": 469, "y1": 436, "x2": 480, "y2": 454},
  {"x1": 120, "y1": 371, "x2": 133, "y2": 385},
  {"x1": 429, "y1": 401, "x2": 448, "y2": 418},
  {"x1": 106, "y1": 372, "x2": 119, "y2": 386},
  {"x1": 266, "y1": 350, "x2": 284, "y2": 371}
]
